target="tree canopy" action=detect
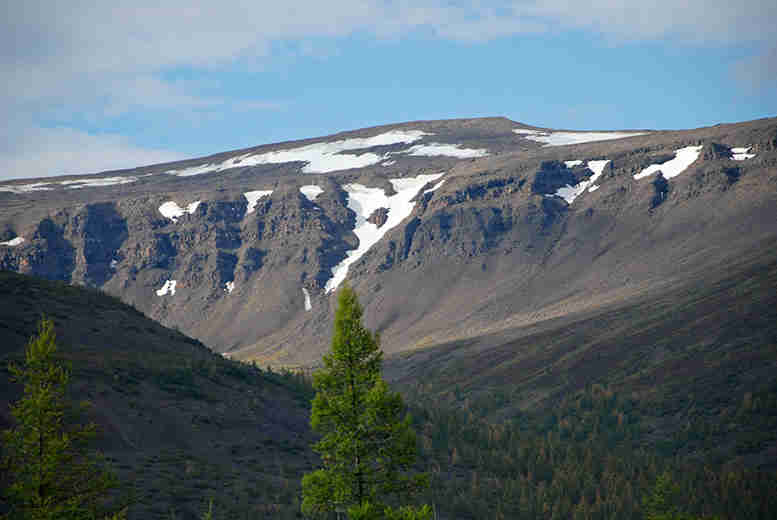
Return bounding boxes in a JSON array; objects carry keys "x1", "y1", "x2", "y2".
[
  {"x1": 1, "y1": 317, "x2": 124, "y2": 520},
  {"x1": 302, "y1": 285, "x2": 429, "y2": 519}
]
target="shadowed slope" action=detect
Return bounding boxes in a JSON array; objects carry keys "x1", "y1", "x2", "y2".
[
  {"x1": 386, "y1": 239, "x2": 777, "y2": 467},
  {"x1": 0, "y1": 272, "x2": 315, "y2": 519}
]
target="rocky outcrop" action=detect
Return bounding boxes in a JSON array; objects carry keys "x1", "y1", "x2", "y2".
[
  {"x1": 651, "y1": 173, "x2": 669, "y2": 209},
  {"x1": 701, "y1": 142, "x2": 732, "y2": 161},
  {"x1": 367, "y1": 207, "x2": 389, "y2": 228},
  {"x1": 531, "y1": 161, "x2": 579, "y2": 196},
  {"x1": 1, "y1": 116, "x2": 775, "y2": 367}
]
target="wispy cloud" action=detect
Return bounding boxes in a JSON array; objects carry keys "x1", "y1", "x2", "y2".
[
  {"x1": 1, "y1": 1, "x2": 774, "y2": 180},
  {"x1": 4, "y1": 2, "x2": 774, "y2": 103},
  {"x1": 0, "y1": 127, "x2": 184, "y2": 181},
  {"x1": 100, "y1": 76, "x2": 286, "y2": 116},
  {"x1": 5, "y1": 2, "x2": 774, "y2": 114}
]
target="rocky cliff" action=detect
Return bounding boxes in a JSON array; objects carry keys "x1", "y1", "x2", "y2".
[{"x1": 2, "y1": 117, "x2": 776, "y2": 366}]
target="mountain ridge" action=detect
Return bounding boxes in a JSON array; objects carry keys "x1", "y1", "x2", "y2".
[{"x1": 1, "y1": 115, "x2": 775, "y2": 368}]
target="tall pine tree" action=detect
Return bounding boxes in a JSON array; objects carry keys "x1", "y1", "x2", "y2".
[
  {"x1": 1, "y1": 317, "x2": 124, "y2": 520},
  {"x1": 302, "y1": 285, "x2": 430, "y2": 520}
]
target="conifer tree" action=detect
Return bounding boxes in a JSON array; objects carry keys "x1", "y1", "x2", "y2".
[
  {"x1": 302, "y1": 286, "x2": 430, "y2": 519},
  {"x1": 1, "y1": 318, "x2": 124, "y2": 520}
]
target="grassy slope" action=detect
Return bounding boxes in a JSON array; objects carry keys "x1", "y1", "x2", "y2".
[
  {"x1": 0, "y1": 271, "x2": 315, "y2": 519},
  {"x1": 387, "y1": 238, "x2": 777, "y2": 467}
]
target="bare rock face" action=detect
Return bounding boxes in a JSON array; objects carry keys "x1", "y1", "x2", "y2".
[
  {"x1": 701, "y1": 142, "x2": 732, "y2": 161},
  {"x1": 531, "y1": 160, "x2": 579, "y2": 196},
  {"x1": 1, "y1": 116, "x2": 776, "y2": 367},
  {"x1": 650, "y1": 173, "x2": 670, "y2": 209},
  {"x1": 367, "y1": 207, "x2": 389, "y2": 228}
]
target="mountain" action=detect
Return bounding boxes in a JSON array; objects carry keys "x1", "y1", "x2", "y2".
[
  {"x1": 0, "y1": 272, "x2": 315, "y2": 519},
  {"x1": 1, "y1": 116, "x2": 775, "y2": 369}
]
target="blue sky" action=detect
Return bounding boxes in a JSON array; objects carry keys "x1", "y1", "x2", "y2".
[{"x1": 1, "y1": 1, "x2": 775, "y2": 181}]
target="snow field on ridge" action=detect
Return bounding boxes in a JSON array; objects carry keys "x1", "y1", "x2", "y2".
[
  {"x1": 634, "y1": 146, "x2": 703, "y2": 180},
  {"x1": 165, "y1": 129, "x2": 490, "y2": 176},
  {"x1": 61, "y1": 176, "x2": 139, "y2": 189},
  {"x1": 403, "y1": 143, "x2": 489, "y2": 159},
  {"x1": 514, "y1": 129, "x2": 646, "y2": 146},
  {"x1": 166, "y1": 130, "x2": 429, "y2": 176},
  {"x1": 0, "y1": 182, "x2": 52, "y2": 193},
  {"x1": 324, "y1": 173, "x2": 446, "y2": 293},
  {"x1": 0, "y1": 176, "x2": 139, "y2": 193},
  {"x1": 423, "y1": 179, "x2": 445, "y2": 194}
]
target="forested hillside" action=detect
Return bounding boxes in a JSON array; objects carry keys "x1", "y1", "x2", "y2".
[{"x1": 2, "y1": 272, "x2": 776, "y2": 518}]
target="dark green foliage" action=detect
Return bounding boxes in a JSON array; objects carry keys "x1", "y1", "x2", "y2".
[
  {"x1": 302, "y1": 285, "x2": 429, "y2": 519},
  {"x1": 0, "y1": 272, "x2": 317, "y2": 519},
  {"x1": 643, "y1": 472, "x2": 685, "y2": 520},
  {"x1": 1, "y1": 318, "x2": 123, "y2": 520},
  {"x1": 643, "y1": 473, "x2": 721, "y2": 520},
  {"x1": 406, "y1": 384, "x2": 777, "y2": 520},
  {"x1": 3, "y1": 273, "x2": 776, "y2": 519}
]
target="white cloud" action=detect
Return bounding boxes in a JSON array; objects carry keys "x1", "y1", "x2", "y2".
[
  {"x1": 3, "y1": 3, "x2": 774, "y2": 118},
  {"x1": 3, "y1": 2, "x2": 774, "y2": 107},
  {"x1": 1, "y1": 1, "x2": 773, "y2": 182},
  {"x1": 522, "y1": 1, "x2": 776, "y2": 44},
  {"x1": 0, "y1": 127, "x2": 183, "y2": 181}
]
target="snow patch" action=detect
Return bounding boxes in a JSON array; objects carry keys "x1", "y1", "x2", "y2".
[
  {"x1": 731, "y1": 146, "x2": 756, "y2": 161},
  {"x1": 244, "y1": 190, "x2": 273, "y2": 214},
  {"x1": 110, "y1": 259, "x2": 118, "y2": 269},
  {"x1": 300, "y1": 185, "x2": 323, "y2": 201},
  {"x1": 167, "y1": 130, "x2": 429, "y2": 176},
  {"x1": 552, "y1": 160, "x2": 610, "y2": 204},
  {"x1": 521, "y1": 131, "x2": 646, "y2": 146},
  {"x1": 156, "y1": 280, "x2": 177, "y2": 296},
  {"x1": 302, "y1": 287, "x2": 312, "y2": 311},
  {"x1": 0, "y1": 182, "x2": 54, "y2": 194},
  {"x1": 61, "y1": 176, "x2": 138, "y2": 189},
  {"x1": 564, "y1": 160, "x2": 583, "y2": 168},
  {"x1": 423, "y1": 179, "x2": 446, "y2": 195},
  {"x1": 512, "y1": 128, "x2": 544, "y2": 135},
  {"x1": 325, "y1": 172, "x2": 445, "y2": 293},
  {"x1": 0, "y1": 237, "x2": 24, "y2": 246},
  {"x1": 0, "y1": 176, "x2": 138, "y2": 193},
  {"x1": 165, "y1": 163, "x2": 219, "y2": 177},
  {"x1": 382, "y1": 160, "x2": 396, "y2": 166},
  {"x1": 158, "y1": 200, "x2": 201, "y2": 222},
  {"x1": 401, "y1": 143, "x2": 489, "y2": 159},
  {"x1": 634, "y1": 146, "x2": 703, "y2": 180},
  {"x1": 225, "y1": 281, "x2": 235, "y2": 294}
]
